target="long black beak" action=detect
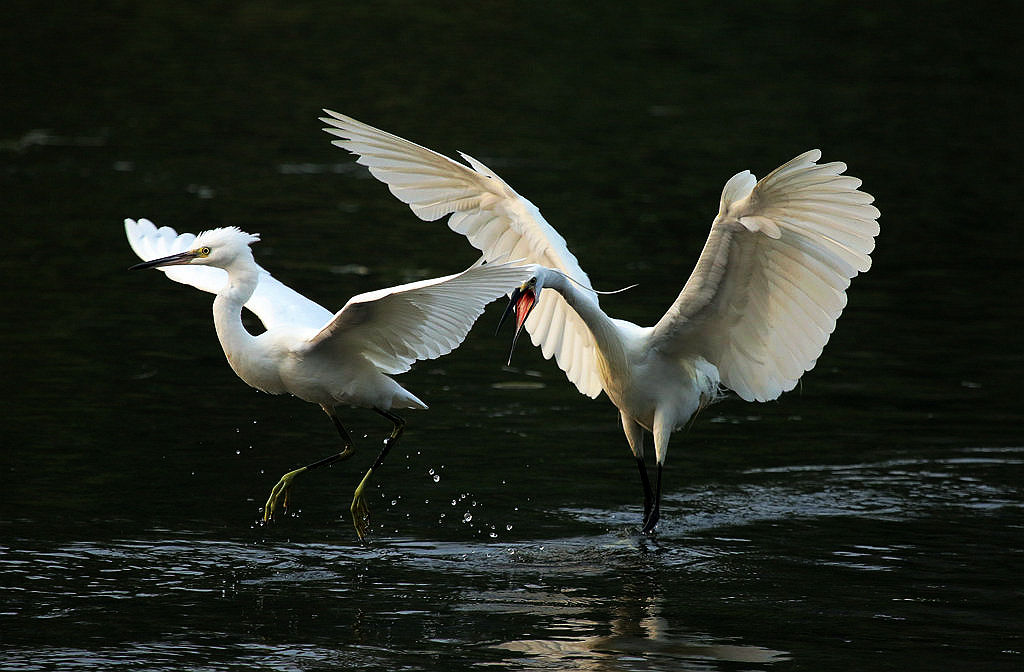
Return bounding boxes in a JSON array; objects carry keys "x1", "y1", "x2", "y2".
[
  {"x1": 497, "y1": 285, "x2": 537, "y2": 366},
  {"x1": 129, "y1": 250, "x2": 196, "y2": 270},
  {"x1": 496, "y1": 286, "x2": 522, "y2": 335}
]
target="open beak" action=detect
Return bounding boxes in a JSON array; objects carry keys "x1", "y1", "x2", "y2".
[
  {"x1": 497, "y1": 284, "x2": 537, "y2": 365},
  {"x1": 129, "y1": 250, "x2": 197, "y2": 271}
]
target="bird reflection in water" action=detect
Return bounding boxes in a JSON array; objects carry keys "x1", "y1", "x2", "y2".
[{"x1": 490, "y1": 586, "x2": 788, "y2": 669}]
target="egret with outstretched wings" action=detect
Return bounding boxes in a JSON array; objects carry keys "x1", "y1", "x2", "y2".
[{"x1": 320, "y1": 111, "x2": 879, "y2": 533}]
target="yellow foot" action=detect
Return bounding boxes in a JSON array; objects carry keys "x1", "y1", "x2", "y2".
[
  {"x1": 350, "y1": 468, "x2": 374, "y2": 540},
  {"x1": 263, "y1": 466, "x2": 307, "y2": 522}
]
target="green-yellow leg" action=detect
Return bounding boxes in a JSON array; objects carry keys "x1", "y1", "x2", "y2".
[
  {"x1": 264, "y1": 445, "x2": 355, "y2": 521},
  {"x1": 350, "y1": 409, "x2": 405, "y2": 540},
  {"x1": 263, "y1": 407, "x2": 356, "y2": 522}
]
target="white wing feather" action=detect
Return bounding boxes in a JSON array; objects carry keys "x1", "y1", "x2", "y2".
[
  {"x1": 320, "y1": 110, "x2": 604, "y2": 398},
  {"x1": 306, "y1": 261, "x2": 535, "y2": 375},
  {"x1": 124, "y1": 218, "x2": 333, "y2": 331},
  {"x1": 652, "y1": 150, "x2": 880, "y2": 401}
]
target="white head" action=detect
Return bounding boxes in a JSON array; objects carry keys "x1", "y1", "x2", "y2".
[
  {"x1": 495, "y1": 265, "x2": 632, "y2": 365},
  {"x1": 130, "y1": 227, "x2": 260, "y2": 271}
]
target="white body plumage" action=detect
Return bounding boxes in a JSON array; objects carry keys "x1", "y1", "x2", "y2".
[{"x1": 126, "y1": 219, "x2": 533, "y2": 412}]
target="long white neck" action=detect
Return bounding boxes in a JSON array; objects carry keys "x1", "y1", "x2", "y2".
[
  {"x1": 212, "y1": 259, "x2": 260, "y2": 370},
  {"x1": 540, "y1": 268, "x2": 626, "y2": 362}
]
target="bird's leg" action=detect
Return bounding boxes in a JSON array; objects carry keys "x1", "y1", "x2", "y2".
[
  {"x1": 263, "y1": 410, "x2": 357, "y2": 522},
  {"x1": 621, "y1": 413, "x2": 654, "y2": 525},
  {"x1": 350, "y1": 409, "x2": 405, "y2": 540},
  {"x1": 640, "y1": 463, "x2": 662, "y2": 535},
  {"x1": 635, "y1": 456, "x2": 655, "y2": 522}
]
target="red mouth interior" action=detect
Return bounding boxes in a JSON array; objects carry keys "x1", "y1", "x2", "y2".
[{"x1": 515, "y1": 290, "x2": 536, "y2": 331}]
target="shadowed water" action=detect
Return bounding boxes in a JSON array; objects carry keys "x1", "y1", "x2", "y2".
[
  {"x1": 3, "y1": 443, "x2": 1020, "y2": 670},
  {"x1": 2, "y1": 2, "x2": 1022, "y2": 671}
]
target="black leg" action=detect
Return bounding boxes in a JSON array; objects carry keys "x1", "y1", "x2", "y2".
[
  {"x1": 635, "y1": 456, "x2": 654, "y2": 521},
  {"x1": 640, "y1": 463, "x2": 662, "y2": 535},
  {"x1": 369, "y1": 408, "x2": 405, "y2": 471},
  {"x1": 350, "y1": 409, "x2": 406, "y2": 540},
  {"x1": 303, "y1": 413, "x2": 358, "y2": 471}
]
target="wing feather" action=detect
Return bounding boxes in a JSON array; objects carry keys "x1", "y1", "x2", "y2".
[
  {"x1": 305, "y1": 261, "x2": 534, "y2": 375},
  {"x1": 321, "y1": 110, "x2": 603, "y2": 397},
  {"x1": 651, "y1": 150, "x2": 879, "y2": 402},
  {"x1": 124, "y1": 219, "x2": 333, "y2": 331}
]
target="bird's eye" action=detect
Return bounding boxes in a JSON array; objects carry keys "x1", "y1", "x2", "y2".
[{"x1": 198, "y1": 247, "x2": 211, "y2": 257}]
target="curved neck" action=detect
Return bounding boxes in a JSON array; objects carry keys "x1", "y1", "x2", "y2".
[
  {"x1": 541, "y1": 269, "x2": 623, "y2": 355},
  {"x1": 213, "y1": 261, "x2": 260, "y2": 365}
]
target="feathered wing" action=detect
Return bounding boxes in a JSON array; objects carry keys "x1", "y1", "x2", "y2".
[
  {"x1": 305, "y1": 261, "x2": 535, "y2": 375},
  {"x1": 651, "y1": 150, "x2": 879, "y2": 402},
  {"x1": 320, "y1": 110, "x2": 604, "y2": 398},
  {"x1": 124, "y1": 218, "x2": 333, "y2": 330}
]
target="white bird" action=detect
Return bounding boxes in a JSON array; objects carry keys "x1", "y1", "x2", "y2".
[
  {"x1": 125, "y1": 218, "x2": 533, "y2": 538},
  {"x1": 320, "y1": 111, "x2": 880, "y2": 533}
]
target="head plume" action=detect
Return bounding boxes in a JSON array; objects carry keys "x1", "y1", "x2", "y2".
[{"x1": 194, "y1": 227, "x2": 261, "y2": 248}]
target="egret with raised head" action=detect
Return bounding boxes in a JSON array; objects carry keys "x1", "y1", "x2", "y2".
[
  {"x1": 126, "y1": 218, "x2": 533, "y2": 538},
  {"x1": 320, "y1": 111, "x2": 879, "y2": 533}
]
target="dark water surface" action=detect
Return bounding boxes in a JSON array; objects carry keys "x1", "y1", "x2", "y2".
[{"x1": 2, "y1": 3, "x2": 1021, "y2": 671}]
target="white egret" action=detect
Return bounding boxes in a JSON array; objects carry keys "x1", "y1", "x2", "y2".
[
  {"x1": 320, "y1": 111, "x2": 879, "y2": 533},
  {"x1": 125, "y1": 218, "x2": 533, "y2": 538}
]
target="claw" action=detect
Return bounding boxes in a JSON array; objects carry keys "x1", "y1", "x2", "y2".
[
  {"x1": 350, "y1": 467, "x2": 375, "y2": 540},
  {"x1": 351, "y1": 495, "x2": 371, "y2": 540},
  {"x1": 263, "y1": 466, "x2": 306, "y2": 522}
]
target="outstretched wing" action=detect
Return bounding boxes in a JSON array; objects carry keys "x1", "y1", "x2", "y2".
[
  {"x1": 124, "y1": 218, "x2": 333, "y2": 331},
  {"x1": 651, "y1": 150, "x2": 879, "y2": 402},
  {"x1": 320, "y1": 110, "x2": 603, "y2": 398},
  {"x1": 305, "y1": 261, "x2": 535, "y2": 375}
]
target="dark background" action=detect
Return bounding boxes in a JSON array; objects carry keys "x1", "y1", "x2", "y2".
[{"x1": 2, "y1": 2, "x2": 1021, "y2": 671}]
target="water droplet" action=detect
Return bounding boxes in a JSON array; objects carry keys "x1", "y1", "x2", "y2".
[
  {"x1": 489, "y1": 532, "x2": 498, "y2": 538},
  {"x1": 235, "y1": 449, "x2": 240, "y2": 455},
  {"x1": 506, "y1": 524, "x2": 513, "y2": 531},
  {"x1": 433, "y1": 474, "x2": 440, "y2": 483},
  {"x1": 462, "y1": 512, "x2": 473, "y2": 523},
  {"x1": 451, "y1": 499, "x2": 457, "y2": 506},
  {"x1": 390, "y1": 500, "x2": 397, "y2": 506},
  {"x1": 428, "y1": 468, "x2": 435, "y2": 475}
]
